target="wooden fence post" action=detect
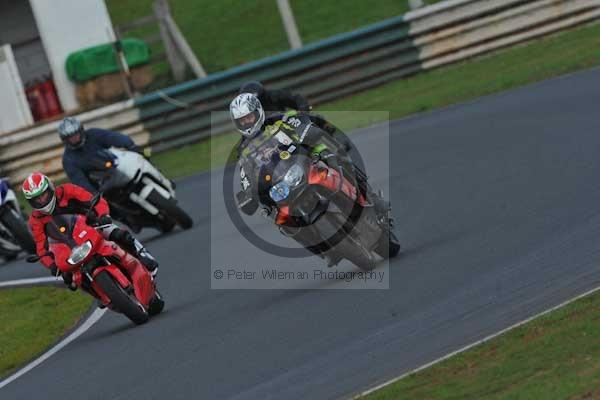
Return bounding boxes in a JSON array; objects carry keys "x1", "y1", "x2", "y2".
[
  {"x1": 153, "y1": 0, "x2": 187, "y2": 82},
  {"x1": 164, "y1": 14, "x2": 207, "y2": 78}
]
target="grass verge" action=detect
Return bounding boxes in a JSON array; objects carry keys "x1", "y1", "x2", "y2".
[
  {"x1": 358, "y1": 289, "x2": 600, "y2": 400},
  {"x1": 150, "y1": 21, "x2": 600, "y2": 179},
  {"x1": 106, "y1": 0, "x2": 441, "y2": 76},
  {"x1": 0, "y1": 286, "x2": 92, "y2": 378}
]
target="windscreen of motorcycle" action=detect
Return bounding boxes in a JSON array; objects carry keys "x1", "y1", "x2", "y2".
[
  {"x1": 100, "y1": 149, "x2": 146, "y2": 190},
  {"x1": 44, "y1": 214, "x2": 79, "y2": 270},
  {"x1": 114, "y1": 148, "x2": 145, "y2": 178}
]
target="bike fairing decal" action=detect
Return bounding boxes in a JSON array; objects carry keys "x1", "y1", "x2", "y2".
[
  {"x1": 222, "y1": 124, "x2": 369, "y2": 258},
  {"x1": 0, "y1": 180, "x2": 8, "y2": 203},
  {"x1": 299, "y1": 123, "x2": 312, "y2": 142},
  {"x1": 286, "y1": 117, "x2": 302, "y2": 128},
  {"x1": 274, "y1": 131, "x2": 294, "y2": 145},
  {"x1": 240, "y1": 167, "x2": 251, "y2": 191}
]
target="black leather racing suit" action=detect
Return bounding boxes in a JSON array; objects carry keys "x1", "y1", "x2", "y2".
[{"x1": 240, "y1": 81, "x2": 348, "y2": 150}]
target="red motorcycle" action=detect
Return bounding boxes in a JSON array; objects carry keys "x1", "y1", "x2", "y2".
[{"x1": 28, "y1": 195, "x2": 164, "y2": 325}]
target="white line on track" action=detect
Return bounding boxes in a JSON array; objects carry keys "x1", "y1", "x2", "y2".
[
  {"x1": 0, "y1": 307, "x2": 106, "y2": 389},
  {"x1": 355, "y1": 285, "x2": 600, "y2": 399},
  {"x1": 0, "y1": 276, "x2": 59, "y2": 289}
]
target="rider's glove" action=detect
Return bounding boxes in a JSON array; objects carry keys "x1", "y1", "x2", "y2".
[
  {"x1": 49, "y1": 263, "x2": 60, "y2": 277},
  {"x1": 62, "y1": 272, "x2": 77, "y2": 291},
  {"x1": 131, "y1": 145, "x2": 152, "y2": 159},
  {"x1": 88, "y1": 213, "x2": 112, "y2": 227},
  {"x1": 97, "y1": 214, "x2": 113, "y2": 227},
  {"x1": 260, "y1": 206, "x2": 274, "y2": 220},
  {"x1": 315, "y1": 150, "x2": 340, "y2": 170}
]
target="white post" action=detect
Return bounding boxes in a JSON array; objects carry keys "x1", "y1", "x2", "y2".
[
  {"x1": 276, "y1": 0, "x2": 303, "y2": 49},
  {"x1": 0, "y1": 45, "x2": 33, "y2": 133},
  {"x1": 408, "y1": 0, "x2": 425, "y2": 10}
]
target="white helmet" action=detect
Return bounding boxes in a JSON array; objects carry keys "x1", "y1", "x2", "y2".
[{"x1": 230, "y1": 93, "x2": 265, "y2": 138}]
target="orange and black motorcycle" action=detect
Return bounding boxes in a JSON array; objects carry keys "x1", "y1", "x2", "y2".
[{"x1": 239, "y1": 141, "x2": 400, "y2": 271}]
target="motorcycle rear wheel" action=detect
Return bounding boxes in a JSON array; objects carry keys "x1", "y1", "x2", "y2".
[
  {"x1": 95, "y1": 271, "x2": 149, "y2": 325},
  {"x1": 149, "y1": 193, "x2": 193, "y2": 230}
]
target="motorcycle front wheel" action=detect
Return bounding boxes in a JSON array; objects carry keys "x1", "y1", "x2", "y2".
[
  {"x1": 325, "y1": 214, "x2": 376, "y2": 271},
  {"x1": 374, "y1": 229, "x2": 401, "y2": 259},
  {"x1": 148, "y1": 289, "x2": 165, "y2": 316},
  {"x1": 0, "y1": 207, "x2": 35, "y2": 254},
  {"x1": 95, "y1": 271, "x2": 149, "y2": 325},
  {"x1": 337, "y1": 234, "x2": 377, "y2": 271}
]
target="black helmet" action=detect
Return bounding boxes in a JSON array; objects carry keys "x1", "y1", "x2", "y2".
[
  {"x1": 239, "y1": 81, "x2": 265, "y2": 98},
  {"x1": 58, "y1": 117, "x2": 86, "y2": 149}
]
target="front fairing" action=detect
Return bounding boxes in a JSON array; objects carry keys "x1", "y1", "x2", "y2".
[
  {"x1": 46, "y1": 214, "x2": 103, "y2": 273},
  {"x1": 86, "y1": 149, "x2": 138, "y2": 191},
  {"x1": 257, "y1": 149, "x2": 330, "y2": 226},
  {"x1": 109, "y1": 148, "x2": 175, "y2": 195}
]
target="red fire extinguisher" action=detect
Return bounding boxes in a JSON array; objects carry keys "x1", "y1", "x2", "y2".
[
  {"x1": 25, "y1": 80, "x2": 49, "y2": 122},
  {"x1": 40, "y1": 76, "x2": 63, "y2": 118}
]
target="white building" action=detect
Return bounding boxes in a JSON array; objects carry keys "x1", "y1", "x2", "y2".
[{"x1": 0, "y1": 0, "x2": 117, "y2": 133}]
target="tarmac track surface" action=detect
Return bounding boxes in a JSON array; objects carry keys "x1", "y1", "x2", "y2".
[{"x1": 2, "y1": 67, "x2": 600, "y2": 399}]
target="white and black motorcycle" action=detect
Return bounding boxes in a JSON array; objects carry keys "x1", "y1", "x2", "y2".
[
  {"x1": 0, "y1": 178, "x2": 36, "y2": 259},
  {"x1": 90, "y1": 149, "x2": 193, "y2": 233}
]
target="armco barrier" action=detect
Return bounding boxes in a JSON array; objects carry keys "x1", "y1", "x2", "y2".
[{"x1": 2, "y1": 0, "x2": 599, "y2": 184}]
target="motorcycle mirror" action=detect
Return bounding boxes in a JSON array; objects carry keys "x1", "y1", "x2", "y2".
[{"x1": 86, "y1": 193, "x2": 102, "y2": 220}]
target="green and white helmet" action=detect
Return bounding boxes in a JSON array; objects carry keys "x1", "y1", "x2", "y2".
[{"x1": 22, "y1": 172, "x2": 56, "y2": 214}]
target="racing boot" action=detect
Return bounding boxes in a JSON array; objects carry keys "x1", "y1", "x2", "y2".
[
  {"x1": 352, "y1": 165, "x2": 389, "y2": 215},
  {"x1": 131, "y1": 237, "x2": 159, "y2": 279},
  {"x1": 110, "y1": 229, "x2": 159, "y2": 279}
]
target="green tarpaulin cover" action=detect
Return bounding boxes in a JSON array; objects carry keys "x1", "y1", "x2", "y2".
[{"x1": 66, "y1": 38, "x2": 150, "y2": 82}]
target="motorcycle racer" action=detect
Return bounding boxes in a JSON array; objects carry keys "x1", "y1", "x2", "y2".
[
  {"x1": 22, "y1": 173, "x2": 159, "y2": 287},
  {"x1": 230, "y1": 93, "x2": 369, "y2": 217},
  {"x1": 239, "y1": 81, "x2": 338, "y2": 136},
  {"x1": 59, "y1": 117, "x2": 147, "y2": 193}
]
